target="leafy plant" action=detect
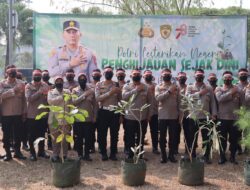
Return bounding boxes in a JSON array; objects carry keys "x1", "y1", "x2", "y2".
[
  {"x1": 179, "y1": 93, "x2": 222, "y2": 162},
  {"x1": 235, "y1": 106, "x2": 250, "y2": 149},
  {"x1": 35, "y1": 93, "x2": 88, "y2": 163},
  {"x1": 110, "y1": 94, "x2": 150, "y2": 164}
]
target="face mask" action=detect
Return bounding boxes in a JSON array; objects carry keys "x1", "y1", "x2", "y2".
[
  {"x1": 105, "y1": 71, "x2": 113, "y2": 80},
  {"x1": 209, "y1": 80, "x2": 217, "y2": 86},
  {"x1": 163, "y1": 75, "x2": 171, "y2": 82},
  {"x1": 42, "y1": 75, "x2": 50, "y2": 82},
  {"x1": 92, "y1": 75, "x2": 101, "y2": 81},
  {"x1": 9, "y1": 70, "x2": 17, "y2": 78},
  {"x1": 145, "y1": 75, "x2": 153, "y2": 83},
  {"x1": 195, "y1": 76, "x2": 204, "y2": 83},
  {"x1": 179, "y1": 77, "x2": 186, "y2": 85},
  {"x1": 66, "y1": 75, "x2": 74, "y2": 82},
  {"x1": 239, "y1": 75, "x2": 248, "y2": 82},
  {"x1": 224, "y1": 79, "x2": 232, "y2": 86},
  {"x1": 78, "y1": 79, "x2": 87, "y2": 89},
  {"x1": 33, "y1": 76, "x2": 41, "y2": 82},
  {"x1": 55, "y1": 83, "x2": 63, "y2": 90},
  {"x1": 117, "y1": 75, "x2": 125, "y2": 81},
  {"x1": 132, "y1": 75, "x2": 141, "y2": 82}
]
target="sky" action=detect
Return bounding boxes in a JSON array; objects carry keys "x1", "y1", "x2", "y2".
[{"x1": 27, "y1": 0, "x2": 250, "y2": 13}]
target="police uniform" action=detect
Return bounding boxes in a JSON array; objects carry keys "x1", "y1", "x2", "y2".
[
  {"x1": 64, "y1": 80, "x2": 79, "y2": 92},
  {"x1": 47, "y1": 87, "x2": 71, "y2": 158},
  {"x1": 25, "y1": 82, "x2": 50, "y2": 159},
  {"x1": 245, "y1": 84, "x2": 250, "y2": 108},
  {"x1": 215, "y1": 85, "x2": 242, "y2": 162},
  {"x1": 0, "y1": 78, "x2": 27, "y2": 159},
  {"x1": 95, "y1": 81, "x2": 121, "y2": 160},
  {"x1": 72, "y1": 84, "x2": 96, "y2": 160},
  {"x1": 122, "y1": 82, "x2": 151, "y2": 158},
  {"x1": 186, "y1": 83, "x2": 217, "y2": 159},
  {"x1": 155, "y1": 82, "x2": 180, "y2": 162}
]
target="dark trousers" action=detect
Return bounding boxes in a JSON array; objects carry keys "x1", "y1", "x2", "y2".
[
  {"x1": 125, "y1": 119, "x2": 147, "y2": 158},
  {"x1": 149, "y1": 114, "x2": 159, "y2": 150},
  {"x1": 182, "y1": 118, "x2": 191, "y2": 151},
  {"x1": 73, "y1": 122, "x2": 92, "y2": 156},
  {"x1": 90, "y1": 121, "x2": 98, "y2": 150},
  {"x1": 20, "y1": 120, "x2": 28, "y2": 146},
  {"x1": 218, "y1": 119, "x2": 238, "y2": 156},
  {"x1": 45, "y1": 118, "x2": 52, "y2": 148},
  {"x1": 189, "y1": 119, "x2": 211, "y2": 157},
  {"x1": 2, "y1": 115, "x2": 22, "y2": 154},
  {"x1": 97, "y1": 109, "x2": 120, "y2": 155},
  {"x1": 27, "y1": 118, "x2": 47, "y2": 155},
  {"x1": 159, "y1": 119, "x2": 178, "y2": 156}
]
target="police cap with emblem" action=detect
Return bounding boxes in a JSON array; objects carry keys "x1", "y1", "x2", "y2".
[{"x1": 63, "y1": 20, "x2": 80, "y2": 31}]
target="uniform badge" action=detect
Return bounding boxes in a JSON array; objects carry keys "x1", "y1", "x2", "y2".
[{"x1": 160, "y1": 25, "x2": 172, "y2": 39}]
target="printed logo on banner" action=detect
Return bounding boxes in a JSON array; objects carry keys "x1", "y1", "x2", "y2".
[
  {"x1": 160, "y1": 25, "x2": 172, "y2": 39},
  {"x1": 138, "y1": 23, "x2": 154, "y2": 38},
  {"x1": 175, "y1": 24, "x2": 187, "y2": 39}
]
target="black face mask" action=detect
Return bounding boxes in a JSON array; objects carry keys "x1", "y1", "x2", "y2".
[
  {"x1": 163, "y1": 75, "x2": 171, "y2": 82},
  {"x1": 105, "y1": 71, "x2": 113, "y2": 80},
  {"x1": 132, "y1": 75, "x2": 141, "y2": 82},
  {"x1": 179, "y1": 77, "x2": 186, "y2": 85},
  {"x1": 92, "y1": 75, "x2": 101, "y2": 81},
  {"x1": 209, "y1": 80, "x2": 217, "y2": 86},
  {"x1": 145, "y1": 75, "x2": 153, "y2": 83},
  {"x1": 117, "y1": 75, "x2": 125, "y2": 81},
  {"x1": 9, "y1": 71, "x2": 17, "y2": 78},
  {"x1": 195, "y1": 76, "x2": 204, "y2": 83},
  {"x1": 33, "y1": 76, "x2": 42, "y2": 82},
  {"x1": 66, "y1": 75, "x2": 74, "y2": 82},
  {"x1": 239, "y1": 75, "x2": 248, "y2": 82},
  {"x1": 42, "y1": 75, "x2": 50, "y2": 82},
  {"x1": 55, "y1": 83, "x2": 63, "y2": 90},
  {"x1": 78, "y1": 79, "x2": 87, "y2": 90},
  {"x1": 224, "y1": 79, "x2": 232, "y2": 86}
]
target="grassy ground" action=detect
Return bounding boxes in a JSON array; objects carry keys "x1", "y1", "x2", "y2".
[{"x1": 0, "y1": 128, "x2": 249, "y2": 190}]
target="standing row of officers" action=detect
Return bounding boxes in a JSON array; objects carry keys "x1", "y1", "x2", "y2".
[{"x1": 0, "y1": 64, "x2": 249, "y2": 165}]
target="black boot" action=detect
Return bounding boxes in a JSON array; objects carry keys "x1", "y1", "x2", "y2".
[
  {"x1": 3, "y1": 150, "x2": 12, "y2": 162},
  {"x1": 203, "y1": 154, "x2": 212, "y2": 164},
  {"x1": 83, "y1": 154, "x2": 92, "y2": 161},
  {"x1": 230, "y1": 154, "x2": 238, "y2": 165},
  {"x1": 160, "y1": 151, "x2": 167, "y2": 164},
  {"x1": 218, "y1": 153, "x2": 227, "y2": 165},
  {"x1": 168, "y1": 154, "x2": 177, "y2": 163},
  {"x1": 109, "y1": 153, "x2": 118, "y2": 161},
  {"x1": 14, "y1": 151, "x2": 26, "y2": 160}
]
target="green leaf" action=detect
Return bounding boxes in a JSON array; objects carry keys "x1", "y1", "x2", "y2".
[
  {"x1": 74, "y1": 113, "x2": 86, "y2": 122},
  {"x1": 52, "y1": 115, "x2": 58, "y2": 129},
  {"x1": 82, "y1": 110, "x2": 89, "y2": 118},
  {"x1": 35, "y1": 112, "x2": 48, "y2": 120},
  {"x1": 38, "y1": 104, "x2": 50, "y2": 109},
  {"x1": 71, "y1": 94, "x2": 78, "y2": 99},
  {"x1": 64, "y1": 93, "x2": 71, "y2": 102},
  {"x1": 56, "y1": 134, "x2": 64, "y2": 143},
  {"x1": 65, "y1": 135, "x2": 73, "y2": 144},
  {"x1": 65, "y1": 115, "x2": 75, "y2": 124},
  {"x1": 57, "y1": 113, "x2": 64, "y2": 119},
  {"x1": 67, "y1": 104, "x2": 76, "y2": 109},
  {"x1": 50, "y1": 106, "x2": 63, "y2": 112}
]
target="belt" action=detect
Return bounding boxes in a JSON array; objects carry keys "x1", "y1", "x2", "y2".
[{"x1": 100, "y1": 106, "x2": 113, "y2": 111}]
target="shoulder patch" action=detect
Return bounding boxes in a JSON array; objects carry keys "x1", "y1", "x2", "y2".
[{"x1": 49, "y1": 48, "x2": 57, "y2": 57}]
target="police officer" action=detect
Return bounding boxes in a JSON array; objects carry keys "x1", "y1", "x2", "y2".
[
  {"x1": 47, "y1": 76, "x2": 71, "y2": 162},
  {"x1": 116, "y1": 68, "x2": 126, "y2": 88},
  {"x1": 155, "y1": 69, "x2": 179, "y2": 163},
  {"x1": 0, "y1": 65, "x2": 27, "y2": 161},
  {"x1": 25, "y1": 69, "x2": 50, "y2": 161},
  {"x1": 186, "y1": 69, "x2": 217, "y2": 164},
  {"x1": 48, "y1": 20, "x2": 98, "y2": 82},
  {"x1": 122, "y1": 68, "x2": 151, "y2": 159},
  {"x1": 236, "y1": 68, "x2": 249, "y2": 154},
  {"x1": 143, "y1": 70, "x2": 159, "y2": 154},
  {"x1": 72, "y1": 73, "x2": 96, "y2": 161},
  {"x1": 215, "y1": 71, "x2": 242, "y2": 164},
  {"x1": 95, "y1": 66, "x2": 121, "y2": 161},
  {"x1": 177, "y1": 71, "x2": 189, "y2": 154},
  {"x1": 207, "y1": 73, "x2": 218, "y2": 91},
  {"x1": 89, "y1": 69, "x2": 102, "y2": 153},
  {"x1": 64, "y1": 68, "x2": 78, "y2": 91}
]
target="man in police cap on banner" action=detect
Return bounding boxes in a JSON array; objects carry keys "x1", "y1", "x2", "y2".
[{"x1": 48, "y1": 20, "x2": 98, "y2": 82}]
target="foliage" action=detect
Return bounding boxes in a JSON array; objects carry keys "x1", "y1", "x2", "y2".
[
  {"x1": 180, "y1": 93, "x2": 222, "y2": 162},
  {"x1": 36, "y1": 93, "x2": 88, "y2": 162},
  {"x1": 110, "y1": 94, "x2": 150, "y2": 164},
  {"x1": 235, "y1": 106, "x2": 250, "y2": 149}
]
